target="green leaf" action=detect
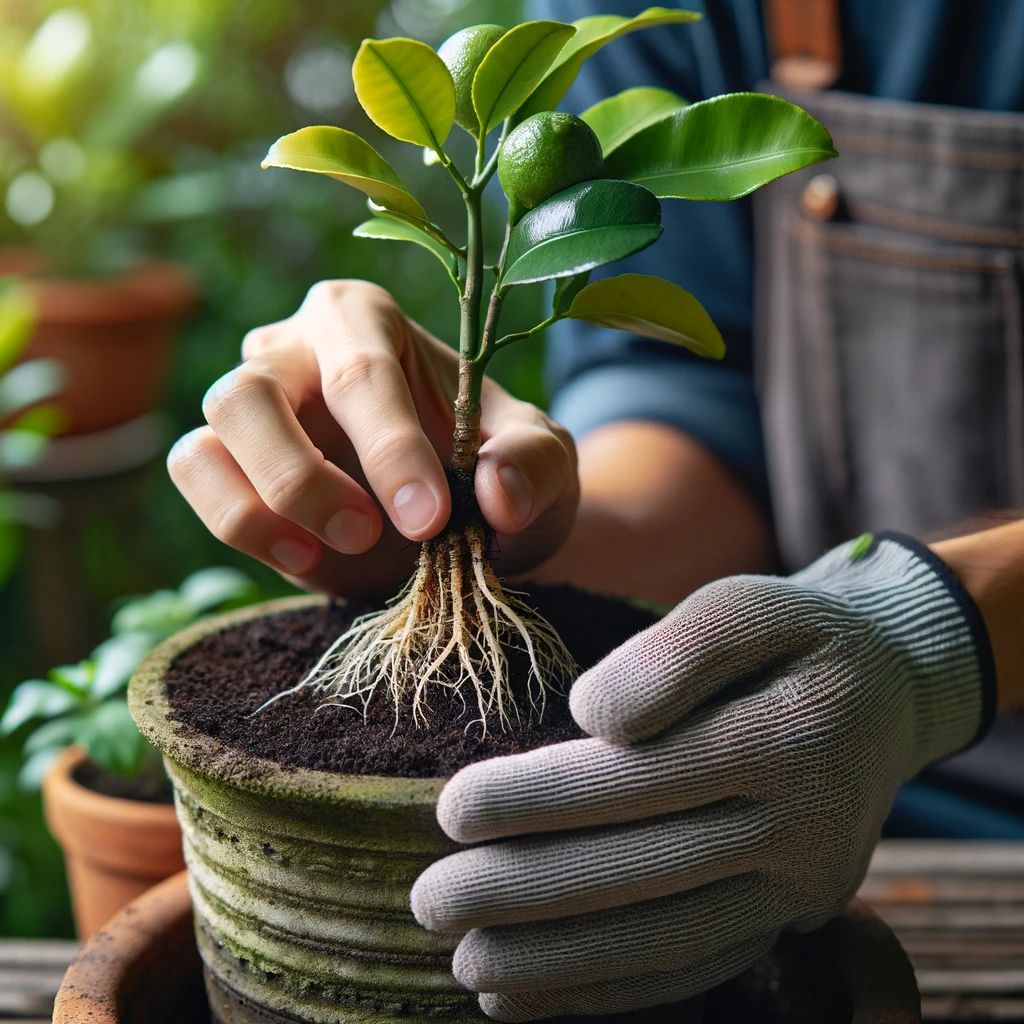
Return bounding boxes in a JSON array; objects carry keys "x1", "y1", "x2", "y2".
[
  {"x1": 91, "y1": 633, "x2": 158, "y2": 699},
  {"x1": 471, "y1": 20, "x2": 576, "y2": 137},
  {"x1": 520, "y1": 7, "x2": 702, "y2": 119},
  {"x1": 261, "y1": 126, "x2": 427, "y2": 223},
  {"x1": 552, "y1": 271, "x2": 591, "y2": 316},
  {"x1": 606, "y1": 92, "x2": 837, "y2": 201},
  {"x1": 49, "y1": 662, "x2": 92, "y2": 694},
  {"x1": 502, "y1": 179, "x2": 662, "y2": 288},
  {"x1": 23, "y1": 716, "x2": 80, "y2": 756},
  {"x1": 352, "y1": 38, "x2": 455, "y2": 150},
  {"x1": 581, "y1": 86, "x2": 688, "y2": 157},
  {"x1": 567, "y1": 273, "x2": 725, "y2": 358},
  {"x1": 112, "y1": 590, "x2": 193, "y2": 636},
  {"x1": 18, "y1": 747, "x2": 63, "y2": 791},
  {"x1": 0, "y1": 358, "x2": 64, "y2": 419},
  {"x1": 78, "y1": 701, "x2": 144, "y2": 777},
  {"x1": 353, "y1": 217, "x2": 460, "y2": 292},
  {"x1": 1, "y1": 681, "x2": 78, "y2": 736},
  {"x1": 0, "y1": 282, "x2": 34, "y2": 375},
  {"x1": 179, "y1": 566, "x2": 257, "y2": 614}
]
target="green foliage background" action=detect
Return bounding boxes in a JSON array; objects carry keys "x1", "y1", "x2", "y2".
[{"x1": 0, "y1": 0, "x2": 536, "y2": 937}]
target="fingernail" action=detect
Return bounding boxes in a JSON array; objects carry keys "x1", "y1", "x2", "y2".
[
  {"x1": 497, "y1": 463, "x2": 533, "y2": 526},
  {"x1": 270, "y1": 538, "x2": 317, "y2": 574},
  {"x1": 393, "y1": 481, "x2": 438, "y2": 535},
  {"x1": 325, "y1": 508, "x2": 375, "y2": 553}
]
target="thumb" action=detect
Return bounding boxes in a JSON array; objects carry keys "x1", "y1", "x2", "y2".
[{"x1": 570, "y1": 575, "x2": 820, "y2": 743}]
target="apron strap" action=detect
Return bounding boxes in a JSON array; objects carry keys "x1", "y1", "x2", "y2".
[{"x1": 764, "y1": 0, "x2": 842, "y2": 90}]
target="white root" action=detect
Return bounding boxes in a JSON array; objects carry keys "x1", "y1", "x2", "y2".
[{"x1": 257, "y1": 524, "x2": 576, "y2": 733}]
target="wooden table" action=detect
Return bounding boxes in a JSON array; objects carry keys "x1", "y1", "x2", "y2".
[{"x1": 3, "y1": 840, "x2": 1022, "y2": 1023}]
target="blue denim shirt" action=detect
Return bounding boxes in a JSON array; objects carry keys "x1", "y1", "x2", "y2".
[{"x1": 533, "y1": 0, "x2": 1024, "y2": 510}]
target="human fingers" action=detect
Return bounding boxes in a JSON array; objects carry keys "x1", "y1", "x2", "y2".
[
  {"x1": 436, "y1": 696, "x2": 766, "y2": 843},
  {"x1": 412, "y1": 799, "x2": 764, "y2": 931},
  {"x1": 453, "y1": 873, "x2": 774, "y2": 992},
  {"x1": 302, "y1": 280, "x2": 450, "y2": 541},
  {"x1": 201, "y1": 343, "x2": 382, "y2": 556},
  {"x1": 167, "y1": 427, "x2": 322, "y2": 576},
  {"x1": 571, "y1": 575, "x2": 825, "y2": 743},
  {"x1": 477, "y1": 932, "x2": 774, "y2": 1022}
]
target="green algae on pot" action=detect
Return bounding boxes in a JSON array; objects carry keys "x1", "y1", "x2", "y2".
[{"x1": 130, "y1": 597, "x2": 485, "y2": 1024}]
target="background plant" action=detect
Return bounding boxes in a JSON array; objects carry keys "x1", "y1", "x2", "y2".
[{"x1": 260, "y1": 6, "x2": 836, "y2": 729}]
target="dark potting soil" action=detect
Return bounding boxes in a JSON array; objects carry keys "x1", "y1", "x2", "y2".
[
  {"x1": 72, "y1": 758, "x2": 174, "y2": 804},
  {"x1": 166, "y1": 585, "x2": 658, "y2": 779}
]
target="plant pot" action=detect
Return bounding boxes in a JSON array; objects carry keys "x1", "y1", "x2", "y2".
[
  {"x1": 42, "y1": 746, "x2": 186, "y2": 938},
  {"x1": 53, "y1": 870, "x2": 206, "y2": 1024},
  {"x1": 0, "y1": 249, "x2": 197, "y2": 436},
  {"x1": 52, "y1": 870, "x2": 920, "y2": 1024},
  {"x1": 129, "y1": 597, "x2": 921, "y2": 1024}
]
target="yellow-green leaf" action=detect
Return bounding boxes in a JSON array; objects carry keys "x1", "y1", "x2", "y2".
[
  {"x1": 567, "y1": 273, "x2": 725, "y2": 359},
  {"x1": 353, "y1": 37, "x2": 455, "y2": 150},
  {"x1": 0, "y1": 283, "x2": 34, "y2": 375},
  {"x1": 261, "y1": 126, "x2": 427, "y2": 222},
  {"x1": 520, "y1": 7, "x2": 701, "y2": 119},
  {"x1": 471, "y1": 20, "x2": 576, "y2": 137},
  {"x1": 353, "y1": 217, "x2": 459, "y2": 292},
  {"x1": 581, "y1": 86, "x2": 688, "y2": 157}
]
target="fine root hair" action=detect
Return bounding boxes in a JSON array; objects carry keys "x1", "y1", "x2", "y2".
[{"x1": 258, "y1": 523, "x2": 577, "y2": 733}]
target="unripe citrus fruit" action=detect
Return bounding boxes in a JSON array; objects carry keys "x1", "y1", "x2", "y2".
[
  {"x1": 498, "y1": 111, "x2": 604, "y2": 222},
  {"x1": 437, "y1": 24, "x2": 505, "y2": 133}
]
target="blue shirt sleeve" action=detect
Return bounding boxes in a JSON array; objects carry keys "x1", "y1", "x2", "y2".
[{"x1": 532, "y1": 0, "x2": 772, "y2": 508}]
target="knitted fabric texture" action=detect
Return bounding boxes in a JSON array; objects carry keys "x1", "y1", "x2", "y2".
[{"x1": 411, "y1": 535, "x2": 990, "y2": 1023}]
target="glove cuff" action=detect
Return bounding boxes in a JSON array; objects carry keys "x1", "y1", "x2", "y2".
[
  {"x1": 876, "y1": 531, "x2": 998, "y2": 752},
  {"x1": 794, "y1": 531, "x2": 997, "y2": 769}
]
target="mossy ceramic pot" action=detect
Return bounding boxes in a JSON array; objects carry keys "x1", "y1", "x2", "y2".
[{"x1": 129, "y1": 597, "x2": 922, "y2": 1024}]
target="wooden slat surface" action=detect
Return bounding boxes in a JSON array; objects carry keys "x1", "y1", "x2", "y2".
[{"x1": 1, "y1": 841, "x2": 1022, "y2": 1022}]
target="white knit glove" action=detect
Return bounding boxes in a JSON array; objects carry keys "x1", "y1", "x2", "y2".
[{"x1": 411, "y1": 533, "x2": 995, "y2": 1022}]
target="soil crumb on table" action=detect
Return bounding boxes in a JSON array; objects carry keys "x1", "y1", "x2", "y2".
[{"x1": 165, "y1": 584, "x2": 658, "y2": 778}]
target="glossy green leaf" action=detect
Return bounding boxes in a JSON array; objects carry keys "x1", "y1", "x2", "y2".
[
  {"x1": 262, "y1": 126, "x2": 427, "y2": 222},
  {"x1": 111, "y1": 589, "x2": 192, "y2": 636},
  {"x1": 79, "y1": 700, "x2": 144, "y2": 777},
  {"x1": 552, "y1": 271, "x2": 591, "y2": 316},
  {"x1": 0, "y1": 283, "x2": 34, "y2": 375},
  {"x1": 352, "y1": 38, "x2": 455, "y2": 150},
  {"x1": 581, "y1": 86, "x2": 688, "y2": 156},
  {"x1": 520, "y1": 7, "x2": 701, "y2": 118},
  {"x1": 567, "y1": 273, "x2": 725, "y2": 358},
  {"x1": 606, "y1": 92, "x2": 837, "y2": 200},
  {"x1": 502, "y1": 179, "x2": 662, "y2": 288},
  {"x1": 24, "y1": 716, "x2": 80, "y2": 756},
  {"x1": 0, "y1": 680, "x2": 77, "y2": 736},
  {"x1": 471, "y1": 20, "x2": 575, "y2": 136},
  {"x1": 0, "y1": 358, "x2": 64, "y2": 418},
  {"x1": 92, "y1": 633, "x2": 157, "y2": 699},
  {"x1": 18, "y1": 747, "x2": 63, "y2": 790},
  {"x1": 353, "y1": 217, "x2": 460, "y2": 292}
]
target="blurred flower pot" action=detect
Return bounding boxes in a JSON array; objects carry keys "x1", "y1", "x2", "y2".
[
  {"x1": 53, "y1": 870, "x2": 206, "y2": 1024},
  {"x1": 0, "y1": 249, "x2": 197, "y2": 436},
  {"x1": 42, "y1": 746, "x2": 185, "y2": 938},
  {"x1": 128, "y1": 600, "x2": 921, "y2": 1024}
]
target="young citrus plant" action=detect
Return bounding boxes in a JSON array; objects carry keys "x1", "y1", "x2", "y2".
[{"x1": 260, "y1": 7, "x2": 836, "y2": 731}]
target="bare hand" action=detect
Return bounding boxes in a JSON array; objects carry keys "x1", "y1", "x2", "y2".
[{"x1": 168, "y1": 280, "x2": 578, "y2": 597}]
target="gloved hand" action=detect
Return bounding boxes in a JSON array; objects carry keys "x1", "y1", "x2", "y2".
[{"x1": 411, "y1": 532, "x2": 996, "y2": 1022}]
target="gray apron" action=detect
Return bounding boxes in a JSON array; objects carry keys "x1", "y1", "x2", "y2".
[{"x1": 753, "y1": 82, "x2": 1024, "y2": 829}]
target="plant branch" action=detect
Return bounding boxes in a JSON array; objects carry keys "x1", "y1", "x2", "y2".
[
  {"x1": 474, "y1": 221, "x2": 513, "y2": 365},
  {"x1": 434, "y1": 146, "x2": 471, "y2": 196},
  {"x1": 492, "y1": 311, "x2": 564, "y2": 356},
  {"x1": 472, "y1": 119, "x2": 512, "y2": 190}
]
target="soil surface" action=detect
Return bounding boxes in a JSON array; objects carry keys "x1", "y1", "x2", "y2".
[
  {"x1": 73, "y1": 758, "x2": 174, "y2": 804},
  {"x1": 166, "y1": 585, "x2": 658, "y2": 778}
]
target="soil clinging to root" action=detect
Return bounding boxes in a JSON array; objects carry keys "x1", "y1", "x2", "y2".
[{"x1": 166, "y1": 584, "x2": 657, "y2": 779}]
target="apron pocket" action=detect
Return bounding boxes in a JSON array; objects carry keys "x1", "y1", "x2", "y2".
[{"x1": 762, "y1": 211, "x2": 1024, "y2": 567}]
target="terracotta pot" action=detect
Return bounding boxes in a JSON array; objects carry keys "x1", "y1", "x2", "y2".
[
  {"x1": 52, "y1": 871, "x2": 920, "y2": 1024},
  {"x1": 128, "y1": 598, "x2": 922, "y2": 1024},
  {"x1": 42, "y1": 746, "x2": 186, "y2": 938},
  {"x1": 0, "y1": 249, "x2": 197, "y2": 436},
  {"x1": 53, "y1": 870, "x2": 206, "y2": 1024}
]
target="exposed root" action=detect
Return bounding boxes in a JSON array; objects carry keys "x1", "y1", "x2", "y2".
[{"x1": 258, "y1": 523, "x2": 577, "y2": 734}]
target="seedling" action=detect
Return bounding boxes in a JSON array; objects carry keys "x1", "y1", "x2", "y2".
[{"x1": 260, "y1": 8, "x2": 835, "y2": 731}]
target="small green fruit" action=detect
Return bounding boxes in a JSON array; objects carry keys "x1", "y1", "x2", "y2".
[
  {"x1": 437, "y1": 24, "x2": 505, "y2": 133},
  {"x1": 498, "y1": 111, "x2": 605, "y2": 222}
]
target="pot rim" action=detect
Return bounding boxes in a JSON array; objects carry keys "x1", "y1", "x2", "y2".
[
  {"x1": 128, "y1": 596, "x2": 447, "y2": 809},
  {"x1": 43, "y1": 745, "x2": 178, "y2": 823}
]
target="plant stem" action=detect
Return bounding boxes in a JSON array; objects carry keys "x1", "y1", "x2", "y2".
[
  {"x1": 453, "y1": 188, "x2": 486, "y2": 473},
  {"x1": 475, "y1": 222, "x2": 512, "y2": 367},
  {"x1": 493, "y1": 311, "x2": 563, "y2": 354}
]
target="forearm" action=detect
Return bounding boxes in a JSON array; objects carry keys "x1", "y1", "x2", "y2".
[
  {"x1": 526, "y1": 421, "x2": 775, "y2": 605},
  {"x1": 931, "y1": 519, "x2": 1024, "y2": 712}
]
